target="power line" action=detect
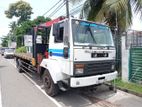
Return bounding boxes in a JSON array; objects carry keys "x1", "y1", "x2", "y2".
[
  {"x1": 48, "y1": 2, "x2": 65, "y2": 17},
  {"x1": 54, "y1": 6, "x2": 66, "y2": 17},
  {"x1": 70, "y1": 3, "x2": 83, "y2": 15},
  {"x1": 42, "y1": 0, "x2": 83, "y2": 18},
  {"x1": 42, "y1": 0, "x2": 62, "y2": 16},
  {"x1": 61, "y1": 3, "x2": 83, "y2": 16},
  {"x1": 53, "y1": 1, "x2": 73, "y2": 18},
  {"x1": 49, "y1": 2, "x2": 66, "y2": 17},
  {"x1": 70, "y1": 8, "x2": 82, "y2": 15}
]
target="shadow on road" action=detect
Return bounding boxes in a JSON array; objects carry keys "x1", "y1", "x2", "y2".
[
  {"x1": 0, "y1": 65, "x2": 6, "y2": 69},
  {"x1": 23, "y1": 71, "x2": 118, "y2": 107}
]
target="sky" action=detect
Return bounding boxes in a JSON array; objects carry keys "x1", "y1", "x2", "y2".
[
  {"x1": 131, "y1": 13, "x2": 142, "y2": 31},
  {"x1": 0, "y1": 0, "x2": 142, "y2": 43},
  {"x1": 0, "y1": 0, "x2": 78, "y2": 43},
  {"x1": 0, "y1": 0, "x2": 65, "y2": 37},
  {"x1": 0, "y1": 0, "x2": 78, "y2": 37}
]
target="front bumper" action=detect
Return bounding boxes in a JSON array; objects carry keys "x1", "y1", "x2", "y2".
[
  {"x1": 4, "y1": 54, "x2": 14, "y2": 58},
  {"x1": 70, "y1": 71, "x2": 117, "y2": 87}
]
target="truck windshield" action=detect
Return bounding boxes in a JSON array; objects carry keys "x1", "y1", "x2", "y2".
[
  {"x1": 5, "y1": 49, "x2": 14, "y2": 53},
  {"x1": 72, "y1": 19, "x2": 114, "y2": 46}
]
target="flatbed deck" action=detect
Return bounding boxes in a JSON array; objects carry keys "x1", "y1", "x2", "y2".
[{"x1": 14, "y1": 53, "x2": 33, "y2": 61}]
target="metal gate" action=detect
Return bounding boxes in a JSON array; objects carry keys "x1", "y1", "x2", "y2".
[
  {"x1": 129, "y1": 47, "x2": 142, "y2": 84},
  {"x1": 127, "y1": 30, "x2": 142, "y2": 84}
]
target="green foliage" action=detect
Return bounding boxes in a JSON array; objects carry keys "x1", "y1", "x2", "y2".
[
  {"x1": 1, "y1": 36, "x2": 9, "y2": 47},
  {"x1": 5, "y1": 1, "x2": 51, "y2": 48},
  {"x1": 5, "y1": 0, "x2": 33, "y2": 47},
  {"x1": 114, "y1": 78, "x2": 142, "y2": 94},
  {"x1": 9, "y1": 21, "x2": 17, "y2": 33},
  {"x1": 33, "y1": 16, "x2": 51, "y2": 36},
  {"x1": 72, "y1": 0, "x2": 142, "y2": 31},
  {"x1": 16, "y1": 35, "x2": 24, "y2": 48},
  {"x1": 5, "y1": 0, "x2": 33, "y2": 24},
  {"x1": 14, "y1": 16, "x2": 51, "y2": 36},
  {"x1": 12, "y1": 16, "x2": 51, "y2": 47},
  {"x1": 33, "y1": 16, "x2": 51, "y2": 25},
  {"x1": 14, "y1": 20, "x2": 33, "y2": 36},
  {"x1": 16, "y1": 46, "x2": 27, "y2": 53}
]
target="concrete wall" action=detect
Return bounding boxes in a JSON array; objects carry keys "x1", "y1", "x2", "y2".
[{"x1": 121, "y1": 36, "x2": 129, "y2": 82}]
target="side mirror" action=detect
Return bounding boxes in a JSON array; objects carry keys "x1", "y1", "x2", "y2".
[{"x1": 63, "y1": 47, "x2": 69, "y2": 59}]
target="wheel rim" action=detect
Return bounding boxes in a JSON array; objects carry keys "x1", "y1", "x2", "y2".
[{"x1": 44, "y1": 76, "x2": 51, "y2": 90}]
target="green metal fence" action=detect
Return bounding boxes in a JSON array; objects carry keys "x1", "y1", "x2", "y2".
[
  {"x1": 114, "y1": 34, "x2": 121, "y2": 74},
  {"x1": 129, "y1": 47, "x2": 142, "y2": 84}
]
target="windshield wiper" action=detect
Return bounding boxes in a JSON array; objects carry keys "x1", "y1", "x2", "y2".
[{"x1": 86, "y1": 25, "x2": 96, "y2": 43}]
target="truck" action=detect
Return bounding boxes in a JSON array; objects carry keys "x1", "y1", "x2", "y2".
[{"x1": 15, "y1": 16, "x2": 117, "y2": 96}]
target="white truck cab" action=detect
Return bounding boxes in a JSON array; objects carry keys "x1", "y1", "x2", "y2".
[{"x1": 40, "y1": 17, "x2": 117, "y2": 95}]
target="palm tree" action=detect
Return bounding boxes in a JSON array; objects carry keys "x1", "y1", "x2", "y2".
[
  {"x1": 71, "y1": 0, "x2": 142, "y2": 31},
  {"x1": 9, "y1": 21, "x2": 17, "y2": 33},
  {"x1": 9, "y1": 21, "x2": 17, "y2": 42}
]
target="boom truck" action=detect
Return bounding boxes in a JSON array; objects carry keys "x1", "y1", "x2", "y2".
[{"x1": 15, "y1": 16, "x2": 117, "y2": 96}]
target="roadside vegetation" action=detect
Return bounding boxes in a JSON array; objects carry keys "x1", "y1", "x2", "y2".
[
  {"x1": 114, "y1": 78, "x2": 142, "y2": 94},
  {"x1": 1, "y1": 0, "x2": 51, "y2": 48},
  {"x1": 16, "y1": 46, "x2": 27, "y2": 53},
  {"x1": 72, "y1": 0, "x2": 142, "y2": 31}
]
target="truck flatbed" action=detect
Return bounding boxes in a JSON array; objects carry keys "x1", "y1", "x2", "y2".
[{"x1": 14, "y1": 53, "x2": 32, "y2": 61}]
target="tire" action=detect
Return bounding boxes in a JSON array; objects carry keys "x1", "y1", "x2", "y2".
[
  {"x1": 16, "y1": 59, "x2": 19, "y2": 68},
  {"x1": 109, "y1": 86, "x2": 114, "y2": 90},
  {"x1": 109, "y1": 86, "x2": 117, "y2": 93},
  {"x1": 16, "y1": 59, "x2": 24, "y2": 73},
  {"x1": 42, "y1": 70, "x2": 59, "y2": 96}
]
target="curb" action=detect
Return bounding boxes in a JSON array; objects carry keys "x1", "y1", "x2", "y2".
[{"x1": 105, "y1": 83, "x2": 142, "y2": 97}]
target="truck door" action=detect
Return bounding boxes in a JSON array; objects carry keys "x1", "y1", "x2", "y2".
[{"x1": 49, "y1": 20, "x2": 70, "y2": 75}]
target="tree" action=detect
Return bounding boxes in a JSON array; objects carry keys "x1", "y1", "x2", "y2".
[
  {"x1": 71, "y1": 0, "x2": 142, "y2": 31},
  {"x1": 33, "y1": 16, "x2": 51, "y2": 36},
  {"x1": 9, "y1": 21, "x2": 17, "y2": 33},
  {"x1": 14, "y1": 16, "x2": 51, "y2": 36},
  {"x1": 14, "y1": 16, "x2": 51, "y2": 47},
  {"x1": 8, "y1": 21, "x2": 17, "y2": 42},
  {"x1": 33, "y1": 16, "x2": 51, "y2": 25},
  {"x1": 1, "y1": 36, "x2": 9, "y2": 47},
  {"x1": 5, "y1": 0, "x2": 33, "y2": 24}
]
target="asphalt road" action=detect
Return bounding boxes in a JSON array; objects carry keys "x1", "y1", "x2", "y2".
[
  {"x1": 0, "y1": 55, "x2": 142, "y2": 107},
  {"x1": 0, "y1": 55, "x2": 58, "y2": 107}
]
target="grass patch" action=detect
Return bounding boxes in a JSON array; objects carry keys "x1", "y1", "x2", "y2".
[{"x1": 115, "y1": 78, "x2": 142, "y2": 94}]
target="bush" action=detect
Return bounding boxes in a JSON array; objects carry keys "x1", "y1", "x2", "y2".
[
  {"x1": 16, "y1": 46, "x2": 27, "y2": 53},
  {"x1": 112, "y1": 78, "x2": 142, "y2": 94}
]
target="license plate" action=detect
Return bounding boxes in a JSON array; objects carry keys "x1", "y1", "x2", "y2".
[{"x1": 91, "y1": 53, "x2": 108, "y2": 58}]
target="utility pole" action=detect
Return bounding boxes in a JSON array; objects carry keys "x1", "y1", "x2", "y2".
[{"x1": 65, "y1": 0, "x2": 69, "y2": 18}]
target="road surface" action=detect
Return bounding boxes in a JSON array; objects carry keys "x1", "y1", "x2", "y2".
[
  {"x1": 0, "y1": 55, "x2": 142, "y2": 107},
  {"x1": 0, "y1": 55, "x2": 58, "y2": 107}
]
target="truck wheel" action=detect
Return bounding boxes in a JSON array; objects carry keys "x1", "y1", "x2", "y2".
[
  {"x1": 109, "y1": 86, "x2": 117, "y2": 93},
  {"x1": 42, "y1": 70, "x2": 59, "y2": 96},
  {"x1": 17, "y1": 59, "x2": 24, "y2": 73},
  {"x1": 109, "y1": 86, "x2": 114, "y2": 90},
  {"x1": 16, "y1": 59, "x2": 19, "y2": 68}
]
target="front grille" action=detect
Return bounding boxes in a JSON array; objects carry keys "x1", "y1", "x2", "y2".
[{"x1": 74, "y1": 60, "x2": 115, "y2": 76}]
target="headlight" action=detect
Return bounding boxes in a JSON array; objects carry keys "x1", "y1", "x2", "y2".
[
  {"x1": 75, "y1": 68, "x2": 84, "y2": 74},
  {"x1": 74, "y1": 64, "x2": 84, "y2": 75}
]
